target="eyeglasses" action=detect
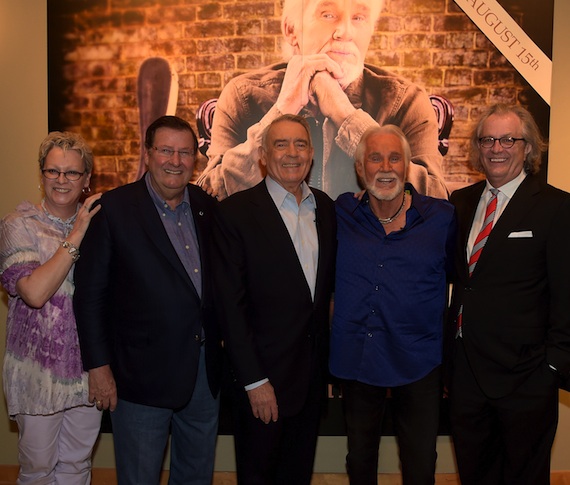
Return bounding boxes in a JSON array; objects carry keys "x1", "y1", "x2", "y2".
[
  {"x1": 152, "y1": 146, "x2": 195, "y2": 159},
  {"x1": 478, "y1": 136, "x2": 526, "y2": 149},
  {"x1": 41, "y1": 169, "x2": 85, "y2": 181}
]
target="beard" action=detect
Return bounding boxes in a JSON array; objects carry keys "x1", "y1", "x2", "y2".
[
  {"x1": 336, "y1": 61, "x2": 364, "y2": 89},
  {"x1": 365, "y1": 172, "x2": 405, "y2": 202}
]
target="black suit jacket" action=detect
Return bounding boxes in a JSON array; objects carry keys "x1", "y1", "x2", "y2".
[
  {"x1": 213, "y1": 181, "x2": 336, "y2": 417},
  {"x1": 74, "y1": 178, "x2": 222, "y2": 409},
  {"x1": 448, "y1": 174, "x2": 570, "y2": 398}
]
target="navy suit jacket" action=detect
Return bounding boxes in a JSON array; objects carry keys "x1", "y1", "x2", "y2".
[
  {"x1": 448, "y1": 174, "x2": 570, "y2": 398},
  {"x1": 74, "y1": 178, "x2": 222, "y2": 409},
  {"x1": 213, "y1": 180, "x2": 336, "y2": 416}
]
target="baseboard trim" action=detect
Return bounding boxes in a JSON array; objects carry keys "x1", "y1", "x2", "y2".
[{"x1": 1, "y1": 466, "x2": 569, "y2": 485}]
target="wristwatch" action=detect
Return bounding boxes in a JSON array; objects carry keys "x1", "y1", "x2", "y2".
[{"x1": 62, "y1": 241, "x2": 80, "y2": 262}]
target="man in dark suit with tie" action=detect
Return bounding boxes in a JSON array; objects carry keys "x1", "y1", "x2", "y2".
[
  {"x1": 447, "y1": 104, "x2": 570, "y2": 485},
  {"x1": 213, "y1": 114, "x2": 336, "y2": 484},
  {"x1": 74, "y1": 116, "x2": 222, "y2": 485}
]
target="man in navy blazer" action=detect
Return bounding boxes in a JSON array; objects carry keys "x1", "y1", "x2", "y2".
[
  {"x1": 74, "y1": 116, "x2": 222, "y2": 485},
  {"x1": 447, "y1": 104, "x2": 570, "y2": 485},
  {"x1": 213, "y1": 114, "x2": 336, "y2": 484}
]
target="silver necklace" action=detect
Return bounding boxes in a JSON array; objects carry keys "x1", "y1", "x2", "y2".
[
  {"x1": 40, "y1": 198, "x2": 78, "y2": 236},
  {"x1": 377, "y1": 192, "x2": 406, "y2": 225}
]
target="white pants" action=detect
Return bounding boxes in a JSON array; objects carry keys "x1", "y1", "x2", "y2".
[{"x1": 15, "y1": 405, "x2": 101, "y2": 485}]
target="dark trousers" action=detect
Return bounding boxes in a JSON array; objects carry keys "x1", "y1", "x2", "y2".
[
  {"x1": 231, "y1": 373, "x2": 323, "y2": 485},
  {"x1": 342, "y1": 366, "x2": 441, "y2": 485},
  {"x1": 450, "y1": 339, "x2": 559, "y2": 485},
  {"x1": 110, "y1": 347, "x2": 219, "y2": 485}
]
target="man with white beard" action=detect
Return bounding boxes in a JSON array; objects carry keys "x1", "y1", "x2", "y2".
[{"x1": 330, "y1": 125, "x2": 456, "y2": 484}]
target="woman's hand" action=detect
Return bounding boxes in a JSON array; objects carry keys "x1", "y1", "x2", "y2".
[{"x1": 65, "y1": 193, "x2": 102, "y2": 247}]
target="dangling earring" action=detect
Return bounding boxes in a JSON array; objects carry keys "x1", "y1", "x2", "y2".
[
  {"x1": 83, "y1": 186, "x2": 91, "y2": 194},
  {"x1": 38, "y1": 184, "x2": 42, "y2": 191}
]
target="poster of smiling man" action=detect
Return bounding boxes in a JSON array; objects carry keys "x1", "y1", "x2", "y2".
[{"x1": 47, "y1": 0, "x2": 554, "y2": 201}]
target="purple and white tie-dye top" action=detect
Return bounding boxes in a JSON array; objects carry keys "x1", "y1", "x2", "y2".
[{"x1": 0, "y1": 201, "x2": 90, "y2": 416}]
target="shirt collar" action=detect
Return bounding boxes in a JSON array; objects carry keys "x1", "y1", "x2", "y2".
[
  {"x1": 145, "y1": 172, "x2": 190, "y2": 211},
  {"x1": 265, "y1": 176, "x2": 314, "y2": 208},
  {"x1": 486, "y1": 168, "x2": 527, "y2": 199}
]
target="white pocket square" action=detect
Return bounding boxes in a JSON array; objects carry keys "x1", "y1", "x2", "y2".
[{"x1": 508, "y1": 230, "x2": 533, "y2": 238}]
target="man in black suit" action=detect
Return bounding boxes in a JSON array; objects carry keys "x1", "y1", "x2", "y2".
[
  {"x1": 74, "y1": 116, "x2": 222, "y2": 485},
  {"x1": 447, "y1": 104, "x2": 570, "y2": 485},
  {"x1": 213, "y1": 114, "x2": 336, "y2": 484}
]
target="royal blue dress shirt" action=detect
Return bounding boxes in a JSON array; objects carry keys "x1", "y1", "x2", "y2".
[{"x1": 330, "y1": 184, "x2": 456, "y2": 387}]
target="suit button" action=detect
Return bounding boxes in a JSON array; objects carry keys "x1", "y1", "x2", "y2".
[{"x1": 194, "y1": 335, "x2": 201, "y2": 342}]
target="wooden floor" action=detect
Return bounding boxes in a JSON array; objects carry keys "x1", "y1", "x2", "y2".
[
  {"x1": 0, "y1": 469, "x2": 453, "y2": 485},
  {"x1": 1, "y1": 467, "x2": 569, "y2": 484}
]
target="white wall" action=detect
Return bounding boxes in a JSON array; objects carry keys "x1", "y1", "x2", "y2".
[
  {"x1": 547, "y1": 0, "x2": 570, "y2": 471},
  {"x1": 0, "y1": 0, "x2": 569, "y2": 472}
]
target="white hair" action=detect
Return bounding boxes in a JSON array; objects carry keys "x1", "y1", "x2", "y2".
[{"x1": 280, "y1": 0, "x2": 383, "y2": 59}]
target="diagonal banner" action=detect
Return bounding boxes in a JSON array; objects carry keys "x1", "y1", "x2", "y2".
[{"x1": 454, "y1": 0, "x2": 552, "y2": 105}]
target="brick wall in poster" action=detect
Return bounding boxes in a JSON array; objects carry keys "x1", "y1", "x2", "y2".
[{"x1": 48, "y1": 0, "x2": 537, "y2": 194}]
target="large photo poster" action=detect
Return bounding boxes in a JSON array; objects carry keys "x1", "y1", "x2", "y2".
[
  {"x1": 47, "y1": 0, "x2": 553, "y2": 199},
  {"x1": 47, "y1": 0, "x2": 554, "y2": 435}
]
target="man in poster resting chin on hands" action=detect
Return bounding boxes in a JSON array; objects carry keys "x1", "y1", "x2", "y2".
[{"x1": 198, "y1": 0, "x2": 448, "y2": 201}]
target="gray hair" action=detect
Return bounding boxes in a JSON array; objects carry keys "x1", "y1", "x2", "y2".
[
  {"x1": 260, "y1": 113, "x2": 313, "y2": 150},
  {"x1": 38, "y1": 131, "x2": 94, "y2": 173},
  {"x1": 281, "y1": 0, "x2": 383, "y2": 60},
  {"x1": 469, "y1": 104, "x2": 547, "y2": 175}
]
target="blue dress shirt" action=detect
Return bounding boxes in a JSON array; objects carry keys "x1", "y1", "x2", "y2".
[
  {"x1": 330, "y1": 184, "x2": 456, "y2": 387},
  {"x1": 145, "y1": 174, "x2": 202, "y2": 297}
]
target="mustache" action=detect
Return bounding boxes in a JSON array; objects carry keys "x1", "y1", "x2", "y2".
[
  {"x1": 375, "y1": 171, "x2": 398, "y2": 179},
  {"x1": 327, "y1": 41, "x2": 360, "y2": 57}
]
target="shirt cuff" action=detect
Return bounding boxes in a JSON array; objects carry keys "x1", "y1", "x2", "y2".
[{"x1": 244, "y1": 378, "x2": 269, "y2": 391}]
